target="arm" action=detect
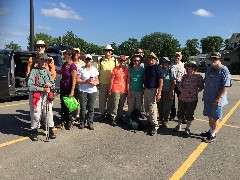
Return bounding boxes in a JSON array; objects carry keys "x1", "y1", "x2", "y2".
[
  {"x1": 109, "y1": 73, "x2": 114, "y2": 95},
  {"x1": 26, "y1": 57, "x2": 33, "y2": 77},
  {"x1": 156, "y1": 78, "x2": 163, "y2": 102},
  {"x1": 127, "y1": 71, "x2": 131, "y2": 98},
  {"x1": 197, "y1": 75, "x2": 204, "y2": 93},
  {"x1": 213, "y1": 87, "x2": 228, "y2": 105},
  {"x1": 49, "y1": 57, "x2": 56, "y2": 80},
  {"x1": 69, "y1": 70, "x2": 77, "y2": 97}
]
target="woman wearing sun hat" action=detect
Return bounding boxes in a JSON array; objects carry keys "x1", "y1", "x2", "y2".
[
  {"x1": 27, "y1": 53, "x2": 56, "y2": 141},
  {"x1": 173, "y1": 61, "x2": 204, "y2": 136}
]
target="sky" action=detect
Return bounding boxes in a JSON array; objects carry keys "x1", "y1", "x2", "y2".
[{"x1": 0, "y1": 0, "x2": 240, "y2": 50}]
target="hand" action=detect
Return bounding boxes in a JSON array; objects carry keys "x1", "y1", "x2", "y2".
[
  {"x1": 43, "y1": 87, "x2": 50, "y2": 93},
  {"x1": 213, "y1": 97, "x2": 221, "y2": 105},
  {"x1": 156, "y1": 93, "x2": 161, "y2": 102},
  {"x1": 108, "y1": 91, "x2": 112, "y2": 96},
  {"x1": 69, "y1": 91, "x2": 74, "y2": 97}
]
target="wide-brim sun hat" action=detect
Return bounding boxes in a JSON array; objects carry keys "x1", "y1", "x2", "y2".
[
  {"x1": 104, "y1": 44, "x2": 114, "y2": 50},
  {"x1": 148, "y1": 52, "x2": 158, "y2": 60},
  {"x1": 34, "y1": 40, "x2": 47, "y2": 47},
  {"x1": 85, "y1": 54, "x2": 92, "y2": 60}
]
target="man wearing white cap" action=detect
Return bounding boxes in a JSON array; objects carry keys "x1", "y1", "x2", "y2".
[
  {"x1": 97, "y1": 44, "x2": 118, "y2": 121},
  {"x1": 26, "y1": 40, "x2": 56, "y2": 80}
]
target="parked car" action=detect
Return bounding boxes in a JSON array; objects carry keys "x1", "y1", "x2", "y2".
[{"x1": 0, "y1": 49, "x2": 63, "y2": 100}]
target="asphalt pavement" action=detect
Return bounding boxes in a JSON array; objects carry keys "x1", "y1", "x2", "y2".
[{"x1": 0, "y1": 80, "x2": 240, "y2": 180}]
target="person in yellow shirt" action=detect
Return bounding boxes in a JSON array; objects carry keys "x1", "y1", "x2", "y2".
[
  {"x1": 98, "y1": 44, "x2": 118, "y2": 121},
  {"x1": 26, "y1": 40, "x2": 56, "y2": 80}
]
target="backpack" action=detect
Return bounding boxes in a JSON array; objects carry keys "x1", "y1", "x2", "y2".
[{"x1": 127, "y1": 109, "x2": 144, "y2": 132}]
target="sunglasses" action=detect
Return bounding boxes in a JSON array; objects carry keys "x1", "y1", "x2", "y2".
[
  {"x1": 120, "y1": 60, "x2": 126, "y2": 63},
  {"x1": 134, "y1": 60, "x2": 140, "y2": 62},
  {"x1": 85, "y1": 58, "x2": 92, "y2": 61},
  {"x1": 105, "y1": 49, "x2": 112, "y2": 52},
  {"x1": 137, "y1": 52, "x2": 143, "y2": 54}
]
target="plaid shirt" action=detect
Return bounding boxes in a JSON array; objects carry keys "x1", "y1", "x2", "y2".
[{"x1": 178, "y1": 74, "x2": 204, "y2": 102}]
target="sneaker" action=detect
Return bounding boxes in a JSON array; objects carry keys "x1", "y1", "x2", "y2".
[
  {"x1": 111, "y1": 120, "x2": 117, "y2": 127},
  {"x1": 30, "y1": 129, "x2": 38, "y2": 141},
  {"x1": 88, "y1": 123, "x2": 94, "y2": 130},
  {"x1": 184, "y1": 127, "x2": 190, "y2": 135},
  {"x1": 79, "y1": 123, "x2": 84, "y2": 129},
  {"x1": 173, "y1": 125, "x2": 181, "y2": 132},
  {"x1": 200, "y1": 130, "x2": 210, "y2": 137},
  {"x1": 204, "y1": 134, "x2": 216, "y2": 143}
]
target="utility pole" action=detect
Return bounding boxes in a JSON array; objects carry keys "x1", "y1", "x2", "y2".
[{"x1": 30, "y1": 0, "x2": 34, "y2": 51}]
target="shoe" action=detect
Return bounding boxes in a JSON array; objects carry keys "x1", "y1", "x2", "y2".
[
  {"x1": 184, "y1": 127, "x2": 190, "y2": 135},
  {"x1": 162, "y1": 122, "x2": 169, "y2": 128},
  {"x1": 88, "y1": 123, "x2": 94, "y2": 130},
  {"x1": 182, "y1": 119, "x2": 187, "y2": 124},
  {"x1": 99, "y1": 114, "x2": 106, "y2": 121},
  {"x1": 204, "y1": 134, "x2": 216, "y2": 143},
  {"x1": 76, "y1": 117, "x2": 80, "y2": 122},
  {"x1": 169, "y1": 117, "x2": 175, "y2": 121},
  {"x1": 111, "y1": 120, "x2": 117, "y2": 127},
  {"x1": 149, "y1": 126, "x2": 157, "y2": 136},
  {"x1": 30, "y1": 129, "x2": 38, "y2": 141},
  {"x1": 79, "y1": 123, "x2": 84, "y2": 129},
  {"x1": 49, "y1": 127, "x2": 56, "y2": 139},
  {"x1": 65, "y1": 122, "x2": 72, "y2": 130},
  {"x1": 200, "y1": 130, "x2": 210, "y2": 137},
  {"x1": 173, "y1": 125, "x2": 181, "y2": 132}
]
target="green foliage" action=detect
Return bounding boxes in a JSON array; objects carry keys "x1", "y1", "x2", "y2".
[
  {"x1": 140, "y1": 32, "x2": 180, "y2": 59},
  {"x1": 4, "y1": 41, "x2": 22, "y2": 50},
  {"x1": 228, "y1": 61, "x2": 240, "y2": 75},
  {"x1": 185, "y1": 39, "x2": 200, "y2": 56},
  {"x1": 181, "y1": 47, "x2": 190, "y2": 63},
  {"x1": 118, "y1": 38, "x2": 140, "y2": 56},
  {"x1": 200, "y1": 36, "x2": 224, "y2": 53}
]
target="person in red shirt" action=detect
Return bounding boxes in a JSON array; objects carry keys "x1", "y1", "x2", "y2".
[{"x1": 108, "y1": 55, "x2": 129, "y2": 126}]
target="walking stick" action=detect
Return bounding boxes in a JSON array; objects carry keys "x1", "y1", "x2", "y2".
[{"x1": 45, "y1": 95, "x2": 50, "y2": 142}]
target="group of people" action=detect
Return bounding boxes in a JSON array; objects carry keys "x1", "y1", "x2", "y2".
[{"x1": 27, "y1": 40, "x2": 231, "y2": 143}]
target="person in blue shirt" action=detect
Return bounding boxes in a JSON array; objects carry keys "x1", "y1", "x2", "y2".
[
  {"x1": 201, "y1": 52, "x2": 231, "y2": 143},
  {"x1": 144, "y1": 52, "x2": 164, "y2": 136}
]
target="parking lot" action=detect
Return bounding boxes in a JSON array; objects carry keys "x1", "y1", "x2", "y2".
[{"x1": 0, "y1": 80, "x2": 240, "y2": 180}]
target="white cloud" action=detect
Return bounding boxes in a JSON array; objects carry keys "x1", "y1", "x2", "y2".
[
  {"x1": 192, "y1": 9, "x2": 213, "y2": 17},
  {"x1": 41, "y1": 3, "x2": 82, "y2": 20},
  {"x1": 35, "y1": 25, "x2": 52, "y2": 31},
  {"x1": 0, "y1": 8, "x2": 8, "y2": 15}
]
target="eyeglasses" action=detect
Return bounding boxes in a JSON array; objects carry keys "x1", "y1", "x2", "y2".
[
  {"x1": 134, "y1": 60, "x2": 140, "y2": 62},
  {"x1": 105, "y1": 49, "x2": 111, "y2": 52}
]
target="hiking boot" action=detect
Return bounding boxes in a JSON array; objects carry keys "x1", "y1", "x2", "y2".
[
  {"x1": 150, "y1": 126, "x2": 157, "y2": 136},
  {"x1": 200, "y1": 130, "x2": 210, "y2": 137},
  {"x1": 184, "y1": 127, "x2": 191, "y2": 136},
  {"x1": 30, "y1": 129, "x2": 38, "y2": 141},
  {"x1": 204, "y1": 134, "x2": 216, "y2": 143},
  {"x1": 49, "y1": 127, "x2": 56, "y2": 139},
  {"x1": 79, "y1": 123, "x2": 84, "y2": 129},
  {"x1": 173, "y1": 125, "x2": 181, "y2": 132},
  {"x1": 88, "y1": 123, "x2": 94, "y2": 130},
  {"x1": 65, "y1": 122, "x2": 72, "y2": 130}
]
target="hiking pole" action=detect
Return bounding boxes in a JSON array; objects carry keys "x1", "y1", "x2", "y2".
[{"x1": 45, "y1": 94, "x2": 50, "y2": 142}]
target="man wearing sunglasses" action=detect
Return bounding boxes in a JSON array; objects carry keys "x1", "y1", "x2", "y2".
[
  {"x1": 201, "y1": 52, "x2": 231, "y2": 143},
  {"x1": 26, "y1": 40, "x2": 56, "y2": 80},
  {"x1": 98, "y1": 44, "x2": 118, "y2": 121}
]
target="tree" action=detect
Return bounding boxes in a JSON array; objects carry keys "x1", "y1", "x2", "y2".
[
  {"x1": 200, "y1": 36, "x2": 224, "y2": 53},
  {"x1": 185, "y1": 39, "x2": 200, "y2": 56},
  {"x1": 27, "y1": 33, "x2": 55, "y2": 49},
  {"x1": 4, "y1": 41, "x2": 21, "y2": 50},
  {"x1": 224, "y1": 38, "x2": 230, "y2": 49},
  {"x1": 140, "y1": 32, "x2": 180, "y2": 60},
  {"x1": 118, "y1": 38, "x2": 139, "y2": 56},
  {"x1": 181, "y1": 47, "x2": 190, "y2": 62}
]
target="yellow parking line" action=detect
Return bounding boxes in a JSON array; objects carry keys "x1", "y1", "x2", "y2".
[
  {"x1": 169, "y1": 99, "x2": 240, "y2": 180},
  {"x1": 0, "y1": 137, "x2": 29, "y2": 148},
  {"x1": 195, "y1": 118, "x2": 240, "y2": 129}
]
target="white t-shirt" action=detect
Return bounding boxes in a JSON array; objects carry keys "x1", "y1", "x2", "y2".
[{"x1": 77, "y1": 66, "x2": 99, "y2": 93}]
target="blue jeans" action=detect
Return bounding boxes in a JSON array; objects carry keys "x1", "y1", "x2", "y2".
[{"x1": 79, "y1": 91, "x2": 97, "y2": 124}]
